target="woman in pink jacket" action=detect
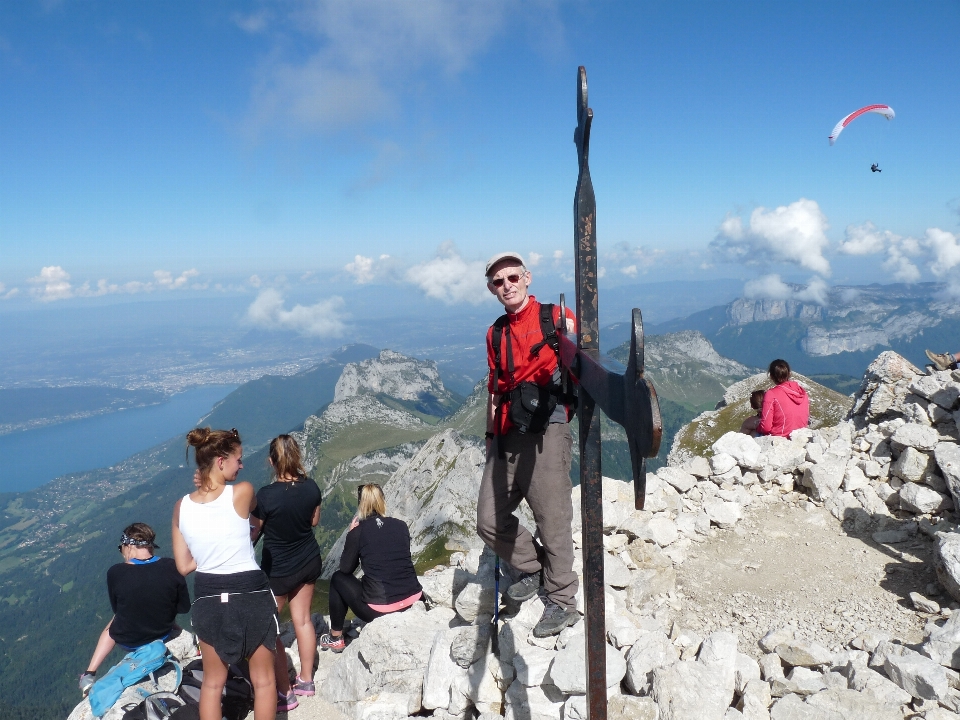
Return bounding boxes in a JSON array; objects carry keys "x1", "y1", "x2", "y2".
[{"x1": 757, "y1": 359, "x2": 809, "y2": 438}]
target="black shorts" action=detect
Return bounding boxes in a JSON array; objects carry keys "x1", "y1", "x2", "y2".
[
  {"x1": 192, "y1": 570, "x2": 278, "y2": 665},
  {"x1": 268, "y1": 554, "x2": 323, "y2": 597}
]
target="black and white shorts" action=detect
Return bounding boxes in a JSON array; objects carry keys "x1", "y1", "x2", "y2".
[{"x1": 192, "y1": 570, "x2": 278, "y2": 665}]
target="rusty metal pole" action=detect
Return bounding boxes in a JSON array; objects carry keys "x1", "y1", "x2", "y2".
[{"x1": 573, "y1": 65, "x2": 607, "y2": 720}]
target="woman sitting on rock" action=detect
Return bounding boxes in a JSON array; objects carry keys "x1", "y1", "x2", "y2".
[
  {"x1": 79, "y1": 522, "x2": 190, "y2": 695},
  {"x1": 172, "y1": 427, "x2": 278, "y2": 720},
  {"x1": 251, "y1": 434, "x2": 323, "y2": 711},
  {"x1": 319, "y1": 483, "x2": 422, "y2": 653},
  {"x1": 757, "y1": 359, "x2": 810, "y2": 438}
]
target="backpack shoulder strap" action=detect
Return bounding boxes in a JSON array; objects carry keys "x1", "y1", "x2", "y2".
[
  {"x1": 491, "y1": 314, "x2": 510, "y2": 390},
  {"x1": 530, "y1": 303, "x2": 559, "y2": 358}
]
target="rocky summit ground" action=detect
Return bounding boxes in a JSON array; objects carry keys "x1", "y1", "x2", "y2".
[{"x1": 676, "y1": 498, "x2": 934, "y2": 662}]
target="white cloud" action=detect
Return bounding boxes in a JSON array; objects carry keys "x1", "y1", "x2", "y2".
[
  {"x1": 926, "y1": 228, "x2": 960, "y2": 278},
  {"x1": 711, "y1": 198, "x2": 831, "y2": 276},
  {"x1": 246, "y1": 288, "x2": 345, "y2": 337},
  {"x1": 29, "y1": 266, "x2": 73, "y2": 301},
  {"x1": 882, "y1": 248, "x2": 921, "y2": 283},
  {"x1": 597, "y1": 266, "x2": 606, "y2": 279},
  {"x1": 837, "y1": 222, "x2": 890, "y2": 256},
  {"x1": 26, "y1": 266, "x2": 203, "y2": 302},
  {"x1": 607, "y1": 242, "x2": 665, "y2": 276},
  {"x1": 241, "y1": 1, "x2": 526, "y2": 138},
  {"x1": 249, "y1": 274, "x2": 262, "y2": 288},
  {"x1": 232, "y1": 10, "x2": 270, "y2": 34},
  {"x1": 344, "y1": 253, "x2": 395, "y2": 284},
  {"x1": 405, "y1": 242, "x2": 489, "y2": 305},
  {"x1": 743, "y1": 274, "x2": 830, "y2": 306},
  {"x1": 154, "y1": 269, "x2": 199, "y2": 289},
  {"x1": 0, "y1": 281, "x2": 17, "y2": 300},
  {"x1": 527, "y1": 252, "x2": 542, "y2": 267}
]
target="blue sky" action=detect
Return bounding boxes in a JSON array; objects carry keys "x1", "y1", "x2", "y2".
[{"x1": 1, "y1": 1, "x2": 959, "y2": 333}]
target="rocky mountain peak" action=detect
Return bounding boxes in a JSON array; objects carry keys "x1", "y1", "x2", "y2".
[
  {"x1": 334, "y1": 349, "x2": 448, "y2": 403},
  {"x1": 646, "y1": 330, "x2": 753, "y2": 377},
  {"x1": 728, "y1": 296, "x2": 824, "y2": 325}
]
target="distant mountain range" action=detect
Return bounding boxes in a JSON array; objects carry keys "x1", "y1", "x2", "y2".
[{"x1": 648, "y1": 281, "x2": 957, "y2": 378}]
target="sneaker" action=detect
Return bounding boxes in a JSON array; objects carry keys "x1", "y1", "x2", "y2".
[
  {"x1": 292, "y1": 675, "x2": 315, "y2": 696},
  {"x1": 533, "y1": 600, "x2": 580, "y2": 638},
  {"x1": 319, "y1": 632, "x2": 346, "y2": 653},
  {"x1": 78, "y1": 671, "x2": 96, "y2": 695},
  {"x1": 506, "y1": 571, "x2": 542, "y2": 603},
  {"x1": 926, "y1": 350, "x2": 955, "y2": 371},
  {"x1": 277, "y1": 689, "x2": 299, "y2": 712}
]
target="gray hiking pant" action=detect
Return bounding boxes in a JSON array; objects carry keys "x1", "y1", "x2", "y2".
[{"x1": 476, "y1": 422, "x2": 578, "y2": 610}]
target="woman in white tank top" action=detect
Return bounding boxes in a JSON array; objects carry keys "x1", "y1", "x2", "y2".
[{"x1": 172, "y1": 427, "x2": 279, "y2": 720}]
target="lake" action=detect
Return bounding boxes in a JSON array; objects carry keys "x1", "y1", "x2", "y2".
[{"x1": 0, "y1": 385, "x2": 236, "y2": 493}]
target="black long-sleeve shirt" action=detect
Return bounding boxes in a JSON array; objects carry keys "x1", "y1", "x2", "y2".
[{"x1": 340, "y1": 515, "x2": 422, "y2": 605}]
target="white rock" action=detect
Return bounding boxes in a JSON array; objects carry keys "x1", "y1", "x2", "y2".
[
  {"x1": 901, "y1": 483, "x2": 952, "y2": 514},
  {"x1": 455, "y1": 581, "x2": 496, "y2": 624},
  {"x1": 420, "y1": 566, "x2": 470, "y2": 610},
  {"x1": 923, "y1": 611, "x2": 960, "y2": 669},
  {"x1": 624, "y1": 629, "x2": 680, "y2": 694},
  {"x1": 513, "y1": 644, "x2": 556, "y2": 687},
  {"x1": 685, "y1": 456, "x2": 712, "y2": 478},
  {"x1": 423, "y1": 629, "x2": 467, "y2": 710},
  {"x1": 703, "y1": 498, "x2": 742, "y2": 528},
  {"x1": 741, "y1": 678, "x2": 772, "y2": 720},
  {"x1": 504, "y1": 680, "x2": 563, "y2": 720},
  {"x1": 735, "y1": 652, "x2": 762, "y2": 694},
  {"x1": 842, "y1": 465, "x2": 869, "y2": 493},
  {"x1": 859, "y1": 459, "x2": 883, "y2": 478},
  {"x1": 759, "y1": 628, "x2": 794, "y2": 653},
  {"x1": 935, "y1": 532, "x2": 960, "y2": 602},
  {"x1": 805, "y1": 687, "x2": 902, "y2": 719},
  {"x1": 549, "y1": 635, "x2": 626, "y2": 694},
  {"x1": 627, "y1": 567, "x2": 677, "y2": 610},
  {"x1": 936, "y1": 443, "x2": 960, "y2": 509},
  {"x1": 846, "y1": 663, "x2": 912, "y2": 705},
  {"x1": 801, "y1": 458, "x2": 845, "y2": 501},
  {"x1": 659, "y1": 467, "x2": 698, "y2": 494},
  {"x1": 854, "y1": 485, "x2": 891, "y2": 516},
  {"x1": 711, "y1": 452, "x2": 738, "y2": 476},
  {"x1": 884, "y1": 648, "x2": 950, "y2": 701},
  {"x1": 652, "y1": 631, "x2": 738, "y2": 720},
  {"x1": 604, "y1": 552, "x2": 633, "y2": 589},
  {"x1": 891, "y1": 424, "x2": 941, "y2": 452},
  {"x1": 775, "y1": 641, "x2": 833, "y2": 667},
  {"x1": 712, "y1": 432, "x2": 762, "y2": 469},
  {"x1": 892, "y1": 446, "x2": 935, "y2": 483},
  {"x1": 784, "y1": 667, "x2": 826, "y2": 695}
]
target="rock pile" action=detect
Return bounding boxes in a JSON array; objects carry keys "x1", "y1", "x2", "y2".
[{"x1": 316, "y1": 351, "x2": 960, "y2": 720}]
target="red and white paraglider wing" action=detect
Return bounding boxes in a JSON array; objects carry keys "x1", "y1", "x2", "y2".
[{"x1": 828, "y1": 104, "x2": 895, "y2": 145}]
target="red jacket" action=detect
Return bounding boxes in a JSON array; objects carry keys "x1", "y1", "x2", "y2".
[
  {"x1": 486, "y1": 296, "x2": 576, "y2": 435},
  {"x1": 757, "y1": 380, "x2": 810, "y2": 438}
]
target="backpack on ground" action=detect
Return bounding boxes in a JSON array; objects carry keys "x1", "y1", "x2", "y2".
[
  {"x1": 166, "y1": 658, "x2": 253, "y2": 720},
  {"x1": 120, "y1": 692, "x2": 187, "y2": 720},
  {"x1": 491, "y1": 303, "x2": 576, "y2": 434},
  {"x1": 88, "y1": 640, "x2": 180, "y2": 718}
]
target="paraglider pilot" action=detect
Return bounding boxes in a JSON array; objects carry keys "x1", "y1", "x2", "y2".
[{"x1": 871, "y1": 163, "x2": 881, "y2": 173}]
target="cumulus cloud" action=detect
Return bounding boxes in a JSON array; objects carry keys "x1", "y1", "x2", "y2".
[
  {"x1": 241, "y1": 1, "x2": 537, "y2": 138},
  {"x1": 154, "y1": 269, "x2": 199, "y2": 289},
  {"x1": 526, "y1": 252, "x2": 542, "y2": 267},
  {"x1": 743, "y1": 274, "x2": 830, "y2": 306},
  {"x1": 0, "y1": 281, "x2": 17, "y2": 300},
  {"x1": 926, "y1": 228, "x2": 960, "y2": 278},
  {"x1": 29, "y1": 266, "x2": 73, "y2": 301},
  {"x1": 711, "y1": 198, "x2": 831, "y2": 276},
  {"x1": 837, "y1": 222, "x2": 891, "y2": 256},
  {"x1": 246, "y1": 289, "x2": 345, "y2": 337},
  {"x1": 405, "y1": 242, "x2": 489, "y2": 305},
  {"x1": 26, "y1": 266, "x2": 203, "y2": 301},
  {"x1": 606, "y1": 242, "x2": 665, "y2": 277},
  {"x1": 249, "y1": 274, "x2": 262, "y2": 288},
  {"x1": 344, "y1": 254, "x2": 394, "y2": 284}
]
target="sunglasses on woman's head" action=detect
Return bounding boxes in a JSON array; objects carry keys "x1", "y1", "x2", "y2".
[{"x1": 489, "y1": 274, "x2": 523, "y2": 288}]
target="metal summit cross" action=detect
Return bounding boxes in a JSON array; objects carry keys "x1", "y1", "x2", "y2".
[{"x1": 556, "y1": 66, "x2": 663, "y2": 719}]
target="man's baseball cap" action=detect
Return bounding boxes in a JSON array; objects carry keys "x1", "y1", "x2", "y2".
[{"x1": 485, "y1": 252, "x2": 526, "y2": 277}]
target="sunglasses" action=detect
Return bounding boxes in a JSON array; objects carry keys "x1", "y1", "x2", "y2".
[{"x1": 489, "y1": 274, "x2": 524, "y2": 288}]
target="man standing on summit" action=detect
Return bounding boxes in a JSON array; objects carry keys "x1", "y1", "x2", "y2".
[{"x1": 476, "y1": 251, "x2": 580, "y2": 638}]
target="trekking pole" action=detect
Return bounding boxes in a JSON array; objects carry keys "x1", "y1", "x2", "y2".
[{"x1": 492, "y1": 555, "x2": 500, "y2": 655}]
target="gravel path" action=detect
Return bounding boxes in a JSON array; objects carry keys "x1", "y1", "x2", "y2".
[{"x1": 674, "y1": 494, "x2": 941, "y2": 659}]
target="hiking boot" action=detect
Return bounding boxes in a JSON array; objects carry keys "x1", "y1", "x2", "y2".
[
  {"x1": 293, "y1": 675, "x2": 315, "y2": 696},
  {"x1": 532, "y1": 600, "x2": 580, "y2": 638},
  {"x1": 78, "y1": 671, "x2": 96, "y2": 695},
  {"x1": 926, "y1": 350, "x2": 955, "y2": 371},
  {"x1": 506, "y1": 571, "x2": 542, "y2": 603},
  {"x1": 277, "y1": 689, "x2": 299, "y2": 712},
  {"x1": 319, "y1": 632, "x2": 346, "y2": 653}
]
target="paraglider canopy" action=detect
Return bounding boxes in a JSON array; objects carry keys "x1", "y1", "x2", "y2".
[{"x1": 828, "y1": 104, "x2": 895, "y2": 145}]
